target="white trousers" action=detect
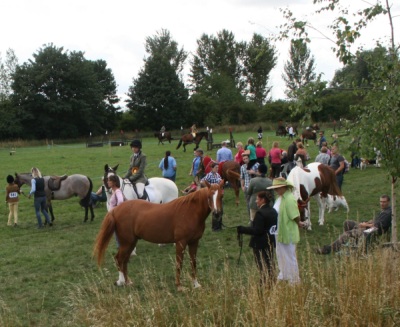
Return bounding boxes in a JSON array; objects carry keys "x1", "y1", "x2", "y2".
[
  {"x1": 276, "y1": 242, "x2": 300, "y2": 284},
  {"x1": 136, "y1": 182, "x2": 145, "y2": 198}
]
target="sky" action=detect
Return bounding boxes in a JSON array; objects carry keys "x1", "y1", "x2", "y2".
[{"x1": 1, "y1": 0, "x2": 398, "y2": 109}]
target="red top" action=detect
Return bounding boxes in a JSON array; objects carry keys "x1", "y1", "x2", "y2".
[
  {"x1": 269, "y1": 148, "x2": 282, "y2": 164},
  {"x1": 234, "y1": 148, "x2": 244, "y2": 165},
  {"x1": 256, "y1": 147, "x2": 267, "y2": 159}
]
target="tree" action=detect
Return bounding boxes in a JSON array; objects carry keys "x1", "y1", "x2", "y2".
[
  {"x1": 126, "y1": 30, "x2": 188, "y2": 130},
  {"x1": 11, "y1": 44, "x2": 119, "y2": 139},
  {"x1": 243, "y1": 33, "x2": 277, "y2": 106},
  {"x1": 280, "y1": 0, "x2": 399, "y2": 243},
  {"x1": 0, "y1": 48, "x2": 18, "y2": 101},
  {"x1": 282, "y1": 39, "x2": 316, "y2": 99}
]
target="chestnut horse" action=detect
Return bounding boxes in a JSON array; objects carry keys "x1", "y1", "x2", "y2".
[
  {"x1": 176, "y1": 131, "x2": 208, "y2": 152},
  {"x1": 154, "y1": 131, "x2": 173, "y2": 145},
  {"x1": 287, "y1": 162, "x2": 342, "y2": 229},
  {"x1": 94, "y1": 180, "x2": 224, "y2": 291},
  {"x1": 219, "y1": 161, "x2": 241, "y2": 206},
  {"x1": 301, "y1": 129, "x2": 317, "y2": 146}
]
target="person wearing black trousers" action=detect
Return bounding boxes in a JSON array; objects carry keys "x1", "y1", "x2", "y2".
[{"x1": 237, "y1": 191, "x2": 277, "y2": 286}]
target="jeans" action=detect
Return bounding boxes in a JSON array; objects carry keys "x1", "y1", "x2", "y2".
[
  {"x1": 336, "y1": 173, "x2": 344, "y2": 190},
  {"x1": 34, "y1": 196, "x2": 51, "y2": 227}
]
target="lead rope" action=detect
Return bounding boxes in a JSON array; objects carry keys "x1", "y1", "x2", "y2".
[{"x1": 237, "y1": 232, "x2": 243, "y2": 265}]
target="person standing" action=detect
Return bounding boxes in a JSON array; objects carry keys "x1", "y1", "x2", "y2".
[
  {"x1": 5, "y1": 175, "x2": 20, "y2": 227},
  {"x1": 189, "y1": 148, "x2": 204, "y2": 179},
  {"x1": 267, "y1": 178, "x2": 303, "y2": 284},
  {"x1": 294, "y1": 142, "x2": 309, "y2": 167},
  {"x1": 318, "y1": 131, "x2": 327, "y2": 150},
  {"x1": 247, "y1": 164, "x2": 273, "y2": 221},
  {"x1": 237, "y1": 191, "x2": 277, "y2": 286},
  {"x1": 159, "y1": 150, "x2": 177, "y2": 182},
  {"x1": 234, "y1": 142, "x2": 245, "y2": 166},
  {"x1": 246, "y1": 137, "x2": 258, "y2": 170},
  {"x1": 288, "y1": 125, "x2": 295, "y2": 140},
  {"x1": 28, "y1": 167, "x2": 52, "y2": 228},
  {"x1": 315, "y1": 146, "x2": 331, "y2": 165},
  {"x1": 257, "y1": 126, "x2": 263, "y2": 140},
  {"x1": 287, "y1": 138, "x2": 300, "y2": 163},
  {"x1": 216, "y1": 141, "x2": 233, "y2": 162},
  {"x1": 240, "y1": 151, "x2": 260, "y2": 214},
  {"x1": 124, "y1": 140, "x2": 148, "y2": 199},
  {"x1": 256, "y1": 141, "x2": 267, "y2": 165},
  {"x1": 269, "y1": 141, "x2": 282, "y2": 178},
  {"x1": 329, "y1": 145, "x2": 345, "y2": 190}
]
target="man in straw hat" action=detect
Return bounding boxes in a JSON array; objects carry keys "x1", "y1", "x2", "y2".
[{"x1": 268, "y1": 177, "x2": 305, "y2": 284}]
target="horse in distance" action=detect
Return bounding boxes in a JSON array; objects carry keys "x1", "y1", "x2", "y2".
[
  {"x1": 94, "y1": 180, "x2": 224, "y2": 291},
  {"x1": 14, "y1": 172, "x2": 94, "y2": 222},
  {"x1": 154, "y1": 131, "x2": 173, "y2": 145},
  {"x1": 176, "y1": 131, "x2": 208, "y2": 152}
]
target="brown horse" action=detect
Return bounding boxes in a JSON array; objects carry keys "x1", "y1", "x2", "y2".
[
  {"x1": 94, "y1": 180, "x2": 224, "y2": 291},
  {"x1": 301, "y1": 129, "x2": 317, "y2": 146},
  {"x1": 176, "y1": 131, "x2": 208, "y2": 152},
  {"x1": 219, "y1": 161, "x2": 241, "y2": 206},
  {"x1": 154, "y1": 131, "x2": 173, "y2": 145}
]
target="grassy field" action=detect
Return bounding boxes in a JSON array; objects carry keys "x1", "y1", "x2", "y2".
[{"x1": 0, "y1": 129, "x2": 398, "y2": 326}]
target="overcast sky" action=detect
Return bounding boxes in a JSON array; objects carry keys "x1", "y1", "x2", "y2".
[{"x1": 1, "y1": 0, "x2": 397, "y2": 109}]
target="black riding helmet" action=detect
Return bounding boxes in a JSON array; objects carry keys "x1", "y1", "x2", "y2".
[{"x1": 130, "y1": 140, "x2": 142, "y2": 148}]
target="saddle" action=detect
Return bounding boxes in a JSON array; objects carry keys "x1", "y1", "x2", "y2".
[{"x1": 48, "y1": 175, "x2": 68, "y2": 191}]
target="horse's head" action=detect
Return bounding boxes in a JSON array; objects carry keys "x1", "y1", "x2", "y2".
[
  {"x1": 103, "y1": 164, "x2": 119, "y2": 190},
  {"x1": 205, "y1": 180, "x2": 224, "y2": 220},
  {"x1": 14, "y1": 173, "x2": 31, "y2": 188}
]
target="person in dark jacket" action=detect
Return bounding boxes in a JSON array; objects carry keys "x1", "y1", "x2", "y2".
[
  {"x1": 237, "y1": 191, "x2": 277, "y2": 286},
  {"x1": 28, "y1": 167, "x2": 52, "y2": 228}
]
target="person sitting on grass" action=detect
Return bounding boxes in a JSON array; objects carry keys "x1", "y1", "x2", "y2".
[
  {"x1": 181, "y1": 177, "x2": 200, "y2": 195},
  {"x1": 316, "y1": 195, "x2": 392, "y2": 255}
]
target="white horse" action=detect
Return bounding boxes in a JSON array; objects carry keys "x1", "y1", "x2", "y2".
[{"x1": 103, "y1": 164, "x2": 178, "y2": 211}]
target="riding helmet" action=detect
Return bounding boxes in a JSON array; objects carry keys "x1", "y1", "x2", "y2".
[{"x1": 130, "y1": 140, "x2": 142, "y2": 148}]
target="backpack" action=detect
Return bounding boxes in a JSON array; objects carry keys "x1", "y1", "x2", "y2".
[{"x1": 343, "y1": 159, "x2": 350, "y2": 174}]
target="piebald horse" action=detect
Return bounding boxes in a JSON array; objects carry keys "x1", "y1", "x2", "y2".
[
  {"x1": 94, "y1": 180, "x2": 224, "y2": 291},
  {"x1": 14, "y1": 172, "x2": 94, "y2": 222},
  {"x1": 287, "y1": 162, "x2": 343, "y2": 229}
]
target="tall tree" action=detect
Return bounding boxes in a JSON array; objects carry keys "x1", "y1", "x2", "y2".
[
  {"x1": 126, "y1": 30, "x2": 188, "y2": 130},
  {"x1": 11, "y1": 44, "x2": 119, "y2": 139},
  {"x1": 0, "y1": 48, "x2": 18, "y2": 101},
  {"x1": 282, "y1": 39, "x2": 316, "y2": 99},
  {"x1": 243, "y1": 33, "x2": 277, "y2": 106},
  {"x1": 190, "y1": 30, "x2": 242, "y2": 92}
]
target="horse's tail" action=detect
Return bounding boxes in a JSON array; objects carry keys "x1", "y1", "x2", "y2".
[
  {"x1": 226, "y1": 169, "x2": 241, "y2": 187},
  {"x1": 93, "y1": 211, "x2": 116, "y2": 266},
  {"x1": 80, "y1": 176, "x2": 93, "y2": 207},
  {"x1": 176, "y1": 138, "x2": 182, "y2": 149},
  {"x1": 323, "y1": 165, "x2": 343, "y2": 197}
]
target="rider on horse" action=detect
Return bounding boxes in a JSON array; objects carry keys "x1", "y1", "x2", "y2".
[
  {"x1": 124, "y1": 140, "x2": 148, "y2": 200},
  {"x1": 160, "y1": 125, "x2": 166, "y2": 137},
  {"x1": 191, "y1": 124, "x2": 198, "y2": 137}
]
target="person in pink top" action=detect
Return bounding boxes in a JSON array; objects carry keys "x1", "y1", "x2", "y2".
[
  {"x1": 108, "y1": 175, "x2": 124, "y2": 210},
  {"x1": 234, "y1": 142, "x2": 245, "y2": 166},
  {"x1": 269, "y1": 141, "x2": 283, "y2": 178},
  {"x1": 256, "y1": 141, "x2": 267, "y2": 165}
]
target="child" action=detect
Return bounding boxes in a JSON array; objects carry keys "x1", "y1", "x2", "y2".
[
  {"x1": 6, "y1": 175, "x2": 21, "y2": 226},
  {"x1": 181, "y1": 176, "x2": 200, "y2": 195}
]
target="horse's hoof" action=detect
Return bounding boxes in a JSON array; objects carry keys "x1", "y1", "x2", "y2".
[
  {"x1": 177, "y1": 285, "x2": 187, "y2": 292},
  {"x1": 114, "y1": 280, "x2": 125, "y2": 287}
]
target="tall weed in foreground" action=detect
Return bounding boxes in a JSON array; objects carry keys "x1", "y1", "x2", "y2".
[{"x1": 65, "y1": 248, "x2": 400, "y2": 326}]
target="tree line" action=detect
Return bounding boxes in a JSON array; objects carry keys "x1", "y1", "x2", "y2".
[{"x1": 0, "y1": 28, "x2": 381, "y2": 139}]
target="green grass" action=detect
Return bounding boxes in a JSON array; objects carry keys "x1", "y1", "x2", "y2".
[{"x1": 0, "y1": 129, "x2": 398, "y2": 326}]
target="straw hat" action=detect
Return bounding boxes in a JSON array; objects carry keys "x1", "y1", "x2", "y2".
[{"x1": 267, "y1": 177, "x2": 294, "y2": 189}]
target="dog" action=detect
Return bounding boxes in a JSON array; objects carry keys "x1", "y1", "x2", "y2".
[
  {"x1": 359, "y1": 158, "x2": 368, "y2": 170},
  {"x1": 324, "y1": 194, "x2": 349, "y2": 214}
]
